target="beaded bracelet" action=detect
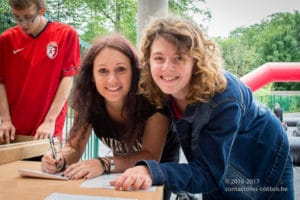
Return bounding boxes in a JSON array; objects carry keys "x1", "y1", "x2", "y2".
[
  {"x1": 97, "y1": 157, "x2": 110, "y2": 174},
  {"x1": 97, "y1": 156, "x2": 116, "y2": 174}
]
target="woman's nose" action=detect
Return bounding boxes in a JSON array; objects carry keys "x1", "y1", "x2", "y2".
[
  {"x1": 107, "y1": 73, "x2": 117, "y2": 83},
  {"x1": 162, "y1": 58, "x2": 175, "y2": 70}
]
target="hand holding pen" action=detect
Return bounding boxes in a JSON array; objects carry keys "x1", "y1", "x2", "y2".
[{"x1": 46, "y1": 136, "x2": 65, "y2": 172}]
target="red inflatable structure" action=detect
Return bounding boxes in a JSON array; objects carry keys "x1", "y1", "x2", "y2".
[
  {"x1": 240, "y1": 62, "x2": 300, "y2": 92},
  {"x1": 241, "y1": 62, "x2": 300, "y2": 166}
]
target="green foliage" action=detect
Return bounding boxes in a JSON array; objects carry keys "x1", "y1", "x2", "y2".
[
  {"x1": 169, "y1": 0, "x2": 211, "y2": 28},
  {"x1": 216, "y1": 37, "x2": 258, "y2": 77},
  {"x1": 45, "y1": 0, "x2": 132, "y2": 44},
  {"x1": 1, "y1": 0, "x2": 210, "y2": 46},
  {"x1": 0, "y1": 0, "x2": 15, "y2": 33},
  {"x1": 76, "y1": 0, "x2": 138, "y2": 44},
  {"x1": 217, "y1": 11, "x2": 300, "y2": 91},
  {"x1": 257, "y1": 12, "x2": 300, "y2": 63}
]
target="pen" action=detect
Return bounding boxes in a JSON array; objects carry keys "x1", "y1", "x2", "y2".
[{"x1": 49, "y1": 136, "x2": 58, "y2": 160}]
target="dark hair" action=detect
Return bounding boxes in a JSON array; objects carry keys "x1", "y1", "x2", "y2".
[
  {"x1": 68, "y1": 34, "x2": 147, "y2": 145},
  {"x1": 9, "y1": 0, "x2": 45, "y2": 10}
]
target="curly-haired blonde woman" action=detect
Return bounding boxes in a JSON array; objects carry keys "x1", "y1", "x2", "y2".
[{"x1": 111, "y1": 17, "x2": 294, "y2": 200}]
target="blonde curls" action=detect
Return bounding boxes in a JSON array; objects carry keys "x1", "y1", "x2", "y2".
[{"x1": 138, "y1": 17, "x2": 227, "y2": 108}]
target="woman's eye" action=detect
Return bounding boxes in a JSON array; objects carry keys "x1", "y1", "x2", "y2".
[
  {"x1": 175, "y1": 56, "x2": 183, "y2": 62},
  {"x1": 116, "y1": 67, "x2": 126, "y2": 73},
  {"x1": 98, "y1": 68, "x2": 108, "y2": 74},
  {"x1": 153, "y1": 56, "x2": 164, "y2": 63}
]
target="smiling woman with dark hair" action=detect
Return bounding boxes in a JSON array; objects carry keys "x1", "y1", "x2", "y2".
[{"x1": 41, "y1": 34, "x2": 179, "y2": 200}]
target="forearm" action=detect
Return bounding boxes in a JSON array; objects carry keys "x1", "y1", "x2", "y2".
[
  {"x1": 60, "y1": 144, "x2": 82, "y2": 165},
  {"x1": 62, "y1": 125, "x2": 92, "y2": 165},
  {"x1": 44, "y1": 76, "x2": 74, "y2": 123},
  {"x1": 108, "y1": 149, "x2": 160, "y2": 173},
  {"x1": 0, "y1": 84, "x2": 11, "y2": 123},
  {"x1": 110, "y1": 113, "x2": 169, "y2": 173}
]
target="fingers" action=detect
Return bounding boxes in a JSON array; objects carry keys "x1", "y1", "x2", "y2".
[
  {"x1": 34, "y1": 132, "x2": 51, "y2": 140},
  {"x1": 41, "y1": 154, "x2": 59, "y2": 174},
  {"x1": 134, "y1": 175, "x2": 152, "y2": 190},
  {"x1": 124, "y1": 175, "x2": 144, "y2": 190},
  {"x1": 9, "y1": 126, "x2": 15, "y2": 141},
  {"x1": 111, "y1": 166, "x2": 152, "y2": 191},
  {"x1": 0, "y1": 129, "x2": 6, "y2": 143},
  {"x1": 0, "y1": 122, "x2": 15, "y2": 144},
  {"x1": 112, "y1": 173, "x2": 152, "y2": 191},
  {"x1": 84, "y1": 170, "x2": 99, "y2": 180},
  {"x1": 63, "y1": 163, "x2": 87, "y2": 179},
  {"x1": 34, "y1": 122, "x2": 54, "y2": 140},
  {"x1": 111, "y1": 175, "x2": 128, "y2": 190},
  {"x1": 141, "y1": 177, "x2": 152, "y2": 190},
  {"x1": 63, "y1": 159, "x2": 103, "y2": 180},
  {"x1": 41, "y1": 152, "x2": 65, "y2": 174}
]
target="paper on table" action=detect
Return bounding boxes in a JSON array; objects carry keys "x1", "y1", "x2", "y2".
[
  {"x1": 81, "y1": 173, "x2": 156, "y2": 192},
  {"x1": 18, "y1": 168, "x2": 68, "y2": 180},
  {"x1": 45, "y1": 192, "x2": 138, "y2": 200}
]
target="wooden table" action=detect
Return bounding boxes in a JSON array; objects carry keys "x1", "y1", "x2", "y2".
[{"x1": 0, "y1": 161, "x2": 163, "y2": 200}]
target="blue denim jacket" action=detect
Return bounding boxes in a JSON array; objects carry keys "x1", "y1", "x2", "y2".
[{"x1": 137, "y1": 72, "x2": 293, "y2": 199}]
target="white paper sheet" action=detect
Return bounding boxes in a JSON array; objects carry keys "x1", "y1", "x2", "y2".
[
  {"x1": 18, "y1": 168, "x2": 68, "y2": 180},
  {"x1": 80, "y1": 173, "x2": 156, "y2": 192},
  {"x1": 44, "y1": 192, "x2": 138, "y2": 200}
]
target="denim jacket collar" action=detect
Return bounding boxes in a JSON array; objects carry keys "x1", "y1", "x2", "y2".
[{"x1": 166, "y1": 99, "x2": 212, "y2": 125}]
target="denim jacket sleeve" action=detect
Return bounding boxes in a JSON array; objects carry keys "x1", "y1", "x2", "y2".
[{"x1": 136, "y1": 160, "x2": 165, "y2": 185}]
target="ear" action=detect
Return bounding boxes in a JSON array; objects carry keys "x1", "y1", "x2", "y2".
[{"x1": 39, "y1": 6, "x2": 47, "y2": 15}]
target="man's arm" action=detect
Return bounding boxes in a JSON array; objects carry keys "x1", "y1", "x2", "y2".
[
  {"x1": 34, "y1": 76, "x2": 74, "y2": 140},
  {"x1": 0, "y1": 83, "x2": 15, "y2": 143}
]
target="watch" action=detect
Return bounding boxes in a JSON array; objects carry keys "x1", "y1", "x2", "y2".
[{"x1": 109, "y1": 156, "x2": 115, "y2": 172}]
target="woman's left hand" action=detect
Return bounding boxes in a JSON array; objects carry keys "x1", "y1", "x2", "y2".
[
  {"x1": 110, "y1": 166, "x2": 152, "y2": 191},
  {"x1": 63, "y1": 159, "x2": 104, "y2": 180}
]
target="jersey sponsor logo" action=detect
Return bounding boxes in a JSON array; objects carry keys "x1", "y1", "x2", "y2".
[
  {"x1": 13, "y1": 48, "x2": 25, "y2": 54},
  {"x1": 46, "y1": 42, "x2": 58, "y2": 59}
]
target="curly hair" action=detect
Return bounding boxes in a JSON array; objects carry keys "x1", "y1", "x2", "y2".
[
  {"x1": 68, "y1": 34, "x2": 145, "y2": 145},
  {"x1": 9, "y1": 0, "x2": 45, "y2": 10},
  {"x1": 139, "y1": 17, "x2": 227, "y2": 108}
]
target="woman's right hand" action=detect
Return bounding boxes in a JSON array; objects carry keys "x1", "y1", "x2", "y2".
[{"x1": 41, "y1": 151, "x2": 65, "y2": 174}]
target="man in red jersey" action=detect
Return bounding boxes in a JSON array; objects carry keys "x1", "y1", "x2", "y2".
[{"x1": 0, "y1": 0, "x2": 80, "y2": 144}]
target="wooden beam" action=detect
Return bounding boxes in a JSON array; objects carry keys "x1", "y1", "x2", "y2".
[{"x1": 0, "y1": 135, "x2": 60, "y2": 165}]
